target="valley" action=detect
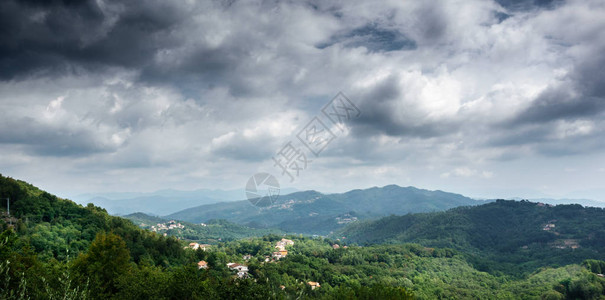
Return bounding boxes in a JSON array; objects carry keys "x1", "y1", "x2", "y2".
[{"x1": 2, "y1": 174, "x2": 605, "y2": 299}]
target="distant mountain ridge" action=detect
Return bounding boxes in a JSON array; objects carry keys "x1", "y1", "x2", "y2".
[
  {"x1": 166, "y1": 185, "x2": 489, "y2": 234},
  {"x1": 527, "y1": 198, "x2": 605, "y2": 208},
  {"x1": 71, "y1": 188, "x2": 298, "y2": 215}
]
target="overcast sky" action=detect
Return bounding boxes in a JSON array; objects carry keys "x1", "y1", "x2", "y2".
[{"x1": 1, "y1": 0, "x2": 604, "y2": 201}]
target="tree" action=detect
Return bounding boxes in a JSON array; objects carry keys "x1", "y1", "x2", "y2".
[
  {"x1": 0, "y1": 175, "x2": 27, "y2": 212},
  {"x1": 72, "y1": 232, "x2": 131, "y2": 299}
]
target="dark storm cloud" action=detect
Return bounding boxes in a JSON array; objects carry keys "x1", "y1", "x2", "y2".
[
  {"x1": 0, "y1": 0, "x2": 190, "y2": 80},
  {"x1": 350, "y1": 75, "x2": 459, "y2": 138},
  {"x1": 489, "y1": 121, "x2": 605, "y2": 157},
  {"x1": 572, "y1": 50, "x2": 605, "y2": 104},
  {"x1": 484, "y1": 38, "x2": 605, "y2": 155},
  {"x1": 512, "y1": 90, "x2": 604, "y2": 125},
  {"x1": 0, "y1": 116, "x2": 115, "y2": 156},
  {"x1": 413, "y1": 3, "x2": 448, "y2": 43},
  {"x1": 0, "y1": 0, "x2": 325, "y2": 98},
  {"x1": 496, "y1": 0, "x2": 562, "y2": 11},
  {"x1": 487, "y1": 124, "x2": 551, "y2": 147},
  {"x1": 136, "y1": 30, "x2": 256, "y2": 97},
  {"x1": 510, "y1": 49, "x2": 605, "y2": 125},
  {"x1": 316, "y1": 23, "x2": 417, "y2": 52}
]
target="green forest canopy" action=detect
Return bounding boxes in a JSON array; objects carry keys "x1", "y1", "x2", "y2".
[{"x1": 1, "y1": 174, "x2": 605, "y2": 299}]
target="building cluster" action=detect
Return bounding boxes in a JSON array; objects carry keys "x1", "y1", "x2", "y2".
[
  {"x1": 272, "y1": 238, "x2": 294, "y2": 260},
  {"x1": 307, "y1": 281, "x2": 321, "y2": 290},
  {"x1": 553, "y1": 239, "x2": 580, "y2": 249},
  {"x1": 336, "y1": 213, "x2": 358, "y2": 224},
  {"x1": 186, "y1": 242, "x2": 211, "y2": 251},
  {"x1": 197, "y1": 260, "x2": 208, "y2": 269},
  {"x1": 331, "y1": 243, "x2": 348, "y2": 250},
  {"x1": 542, "y1": 223, "x2": 556, "y2": 231},
  {"x1": 151, "y1": 220, "x2": 185, "y2": 232},
  {"x1": 196, "y1": 261, "x2": 249, "y2": 279},
  {"x1": 542, "y1": 220, "x2": 558, "y2": 231},
  {"x1": 227, "y1": 263, "x2": 249, "y2": 278},
  {"x1": 196, "y1": 238, "x2": 319, "y2": 287}
]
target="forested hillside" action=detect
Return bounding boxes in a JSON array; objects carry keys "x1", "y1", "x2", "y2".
[
  {"x1": 2, "y1": 174, "x2": 605, "y2": 299},
  {"x1": 0, "y1": 174, "x2": 413, "y2": 298},
  {"x1": 0, "y1": 174, "x2": 186, "y2": 264},
  {"x1": 124, "y1": 212, "x2": 283, "y2": 243},
  {"x1": 339, "y1": 199, "x2": 605, "y2": 275}
]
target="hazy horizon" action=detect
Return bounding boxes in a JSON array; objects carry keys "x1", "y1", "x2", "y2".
[{"x1": 66, "y1": 183, "x2": 605, "y2": 205}]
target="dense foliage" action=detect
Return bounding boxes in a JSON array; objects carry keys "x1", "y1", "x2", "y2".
[
  {"x1": 0, "y1": 174, "x2": 186, "y2": 266},
  {"x1": 339, "y1": 199, "x2": 605, "y2": 276},
  {"x1": 2, "y1": 174, "x2": 605, "y2": 299}
]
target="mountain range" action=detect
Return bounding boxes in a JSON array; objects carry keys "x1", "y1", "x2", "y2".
[
  {"x1": 69, "y1": 183, "x2": 605, "y2": 237},
  {"x1": 165, "y1": 185, "x2": 489, "y2": 234},
  {"x1": 70, "y1": 187, "x2": 298, "y2": 215}
]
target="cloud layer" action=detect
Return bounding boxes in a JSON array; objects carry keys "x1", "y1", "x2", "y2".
[{"x1": 0, "y1": 0, "x2": 604, "y2": 200}]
